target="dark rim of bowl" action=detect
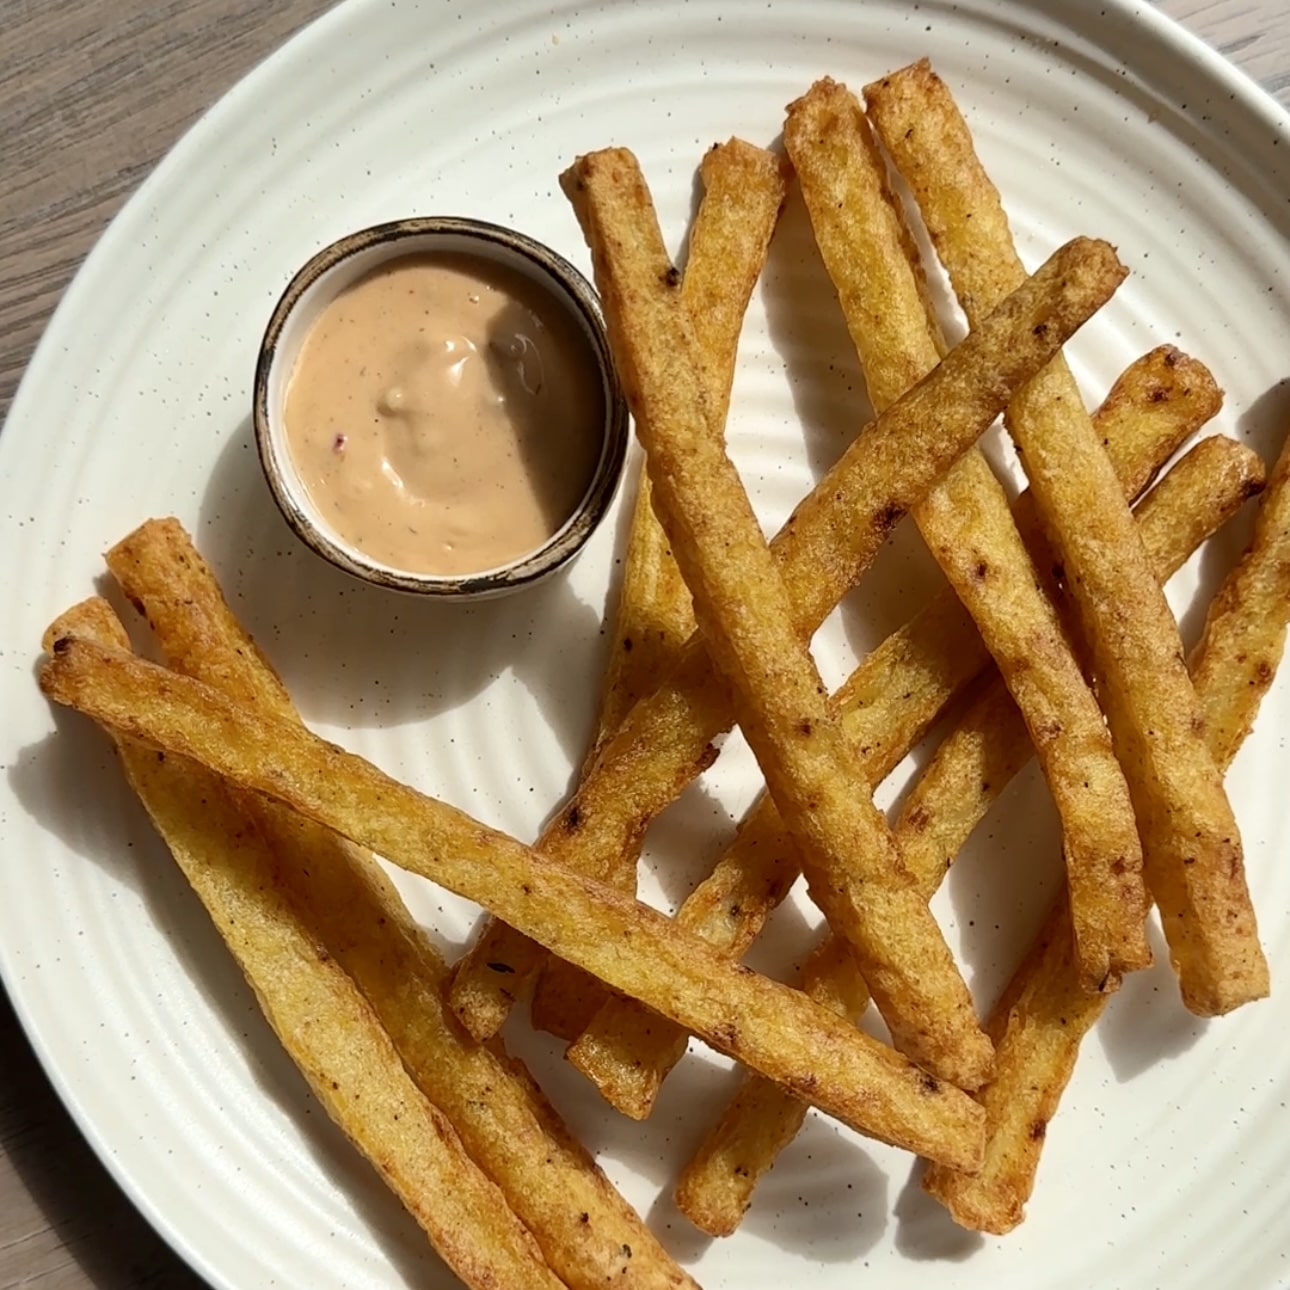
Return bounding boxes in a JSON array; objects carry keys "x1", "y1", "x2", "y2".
[{"x1": 253, "y1": 216, "x2": 629, "y2": 597}]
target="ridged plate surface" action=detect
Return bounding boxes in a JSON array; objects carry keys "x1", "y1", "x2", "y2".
[{"x1": 2, "y1": 2, "x2": 1290, "y2": 1287}]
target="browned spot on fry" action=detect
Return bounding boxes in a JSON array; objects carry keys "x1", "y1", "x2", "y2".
[
  {"x1": 905, "y1": 805, "x2": 930, "y2": 832},
  {"x1": 874, "y1": 502, "x2": 904, "y2": 534}
]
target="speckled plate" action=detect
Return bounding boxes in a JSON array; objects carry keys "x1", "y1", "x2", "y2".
[{"x1": 3, "y1": 2, "x2": 1290, "y2": 1287}]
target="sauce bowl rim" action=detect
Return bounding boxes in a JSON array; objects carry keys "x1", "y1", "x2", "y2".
[{"x1": 253, "y1": 215, "x2": 630, "y2": 599}]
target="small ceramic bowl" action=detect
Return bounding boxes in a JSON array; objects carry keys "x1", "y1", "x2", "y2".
[{"x1": 254, "y1": 216, "x2": 629, "y2": 598}]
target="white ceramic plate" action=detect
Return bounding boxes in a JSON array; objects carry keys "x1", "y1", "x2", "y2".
[{"x1": 4, "y1": 2, "x2": 1290, "y2": 1287}]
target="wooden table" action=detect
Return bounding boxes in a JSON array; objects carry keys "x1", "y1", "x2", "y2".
[{"x1": 2, "y1": 2, "x2": 1287, "y2": 1285}]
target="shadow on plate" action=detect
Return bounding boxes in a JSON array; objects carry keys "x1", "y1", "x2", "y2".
[
  {"x1": 637, "y1": 773, "x2": 738, "y2": 917},
  {"x1": 193, "y1": 416, "x2": 608, "y2": 776},
  {"x1": 941, "y1": 761, "x2": 1065, "y2": 1010},
  {"x1": 760, "y1": 181, "x2": 957, "y2": 674},
  {"x1": 6, "y1": 725, "x2": 446, "y2": 1288},
  {"x1": 1095, "y1": 916, "x2": 1207, "y2": 1082},
  {"x1": 1172, "y1": 381, "x2": 1290, "y2": 650},
  {"x1": 892, "y1": 1160, "x2": 985, "y2": 1262},
  {"x1": 734, "y1": 1110, "x2": 890, "y2": 1263}
]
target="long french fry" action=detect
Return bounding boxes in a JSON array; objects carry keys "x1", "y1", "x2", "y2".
[
  {"x1": 568, "y1": 375, "x2": 1224, "y2": 1121},
  {"x1": 447, "y1": 173, "x2": 1132, "y2": 1045},
  {"x1": 106, "y1": 519, "x2": 696, "y2": 1290},
  {"x1": 563, "y1": 145, "x2": 994, "y2": 1088},
  {"x1": 673, "y1": 434, "x2": 1265, "y2": 1236},
  {"x1": 39, "y1": 638, "x2": 987, "y2": 1170},
  {"x1": 784, "y1": 76, "x2": 1146, "y2": 987},
  {"x1": 1191, "y1": 432, "x2": 1290, "y2": 767},
  {"x1": 45, "y1": 599, "x2": 565, "y2": 1290},
  {"x1": 866, "y1": 57, "x2": 1267, "y2": 1016},
  {"x1": 586, "y1": 138, "x2": 784, "y2": 761},
  {"x1": 924, "y1": 425, "x2": 1290, "y2": 1232},
  {"x1": 531, "y1": 138, "x2": 788, "y2": 1041},
  {"x1": 896, "y1": 434, "x2": 1267, "y2": 883}
]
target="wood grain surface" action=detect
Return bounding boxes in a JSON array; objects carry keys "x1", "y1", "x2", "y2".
[{"x1": 1, "y1": 2, "x2": 1287, "y2": 1286}]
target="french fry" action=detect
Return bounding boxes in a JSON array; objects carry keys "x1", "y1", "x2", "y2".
[
  {"x1": 588, "y1": 474, "x2": 691, "y2": 767},
  {"x1": 674, "y1": 434, "x2": 1264, "y2": 1236},
  {"x1": 785, "y1": 76, "x2": 1146, "y2": 988},
  {"x1": 585, "y1": 138, "x2": 785, "y2": 760},
  {"x1": 106, "y1": 519, "x2": 697, "y2": 1290},
  {"x1": 866, "y1": 57, "x2": 1268, "y2": 1015},
  {"x1": 1191, "y1": 432, "x2": 1290, "y2": 769},
  {"x1": 924, "y1": 426, "x2": 1290, "y2": 1232},
  {"x1": 563, "y1": 145, "x2": 993, "y2": 1088},
  {"x1": 568, "y1": 350, "x2": 1220, "y2": 1118},
  {"x1": 44, "y1": 598, "x2": 565, "y2": 1290},
  {"x1": 897, "y1": 434, "x2": 1267, "y2": 885},
  {"x1": 39, "y1": 638, "x2": 987, "y2": 1171},
  {"x1": 674, "y1": 935, "x2": 867, "y2": 1238},
  {"x1": 531, "y1": 138, "x2": 788, "y2": 1041},
  {"x1": 448, "y1": 171, "x2": 1131, "y2": 1045}
]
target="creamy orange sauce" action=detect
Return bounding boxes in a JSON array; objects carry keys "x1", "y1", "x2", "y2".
[{"x1": 283, "y1": 252, "x2": 605, "y2": 576}]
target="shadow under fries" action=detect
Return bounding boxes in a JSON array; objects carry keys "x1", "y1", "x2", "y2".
[
  {"x1": 1177, "y1": 380, "x2": 1290, "y2": 647},
  {"x1": 7, "y1": 724, "x2": 442, "y2": 1288},
  {"x1": 194, "y1": 417, "x2": 607, "y2": 772},
  {"x1": 1096, "y1": 915, "x2": 1209, "y2": 1082},
  {"x1": 504, "y1": 1014, "x2": 733, "y2": 1188},
  {"x1": 646, "y1": 1187, "x2": 715, "y2": 1269},
  {"x1": 942, "y1": 761, "x2": 1066, "y2": 1008},
  {"x1": 738, "y1": 886, "x2": 823, "y2": 985},
  {"x1": 892, "y1": 1161, "x2": 985, "y2": 1262},
  {"x1": 497, "y1": 1013, "x2": 738, "y2": 1260},
  {"x1": 760, "y1": 183, "x2": 872, "y2": 485},
  {"x1": 637, "y1": 771, "x2": 739, "y2": 917},
  {"x1": 736, "y1": 1112, "x2": 890, "y2": 1263},
  {"x1": 758, "y1": 181, "x2": 949, "y2": 724}
]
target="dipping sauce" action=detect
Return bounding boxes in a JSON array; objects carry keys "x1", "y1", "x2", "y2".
[{"x1": 283, "y1": 252, "x2": 606, "y2": 576}]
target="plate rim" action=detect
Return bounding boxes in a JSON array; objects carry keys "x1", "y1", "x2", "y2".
[{"x1": 3, "y1": 2, "x2": 1290, "y2": 1287}]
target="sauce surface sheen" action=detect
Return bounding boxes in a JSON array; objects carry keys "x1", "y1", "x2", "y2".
[{"x1": 284, "y1": 251, "x2": 604, "y2": 576}]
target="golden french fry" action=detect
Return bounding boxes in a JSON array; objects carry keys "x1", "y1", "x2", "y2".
[
  {"x1": 1191, "y1": 432, "x2": 1290, "y2": 768},
  {"x1": 39, "y1": 638, "x2": 987, "y2": 1171},
  {"x1": 448, "y1": 162, "x2": 1132, "y2": 1046},
  {"x1": 563, "y1": 144, "x2": 993, "y2": 1088},
  {"x1": 44, "y1": 599, "x2": 565, "y2": 1290},
  {"x1": 530, "y1": 138, "x2": 788, "y2": 1041},
  {"x1": 924, "y1": 429, "x2": 1290, "y2": 1230},
  {"x1": 866, "y1": 56, "x2": 1267, "y2": 1016},
  {"x1": 897, "y1": 434, "x2": 1267, "y2": 886},
  {"x1": 785, "y1": 75, "x2": 1146, "y2": 988},
  {"x1": 675, "y1": 935, "x2": 866, "y2": 1238},
  {"x1": 1092, "y1": 346, "x2": 1224, "y2": 486},
  {"x1": 674, "y1": 433, "x2": 1264, "y2": 1236},
  {"x1": 569, "y1": 347, "x2": 1218, "y2": 1119},
  {"x1": 921, "y1": 893, "x2": 1094, "y2": 1234},
  {"x1": 106, "y1": 519, "x2": 696, "y2": 1290},
  {"x1": 586, "y1": 138, "x2": 785, "y2": 761}
]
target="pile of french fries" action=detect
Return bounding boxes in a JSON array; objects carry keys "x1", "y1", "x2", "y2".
[{"x1": 37, "y1": 57, "x2": 1290, "y2": 1287}]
